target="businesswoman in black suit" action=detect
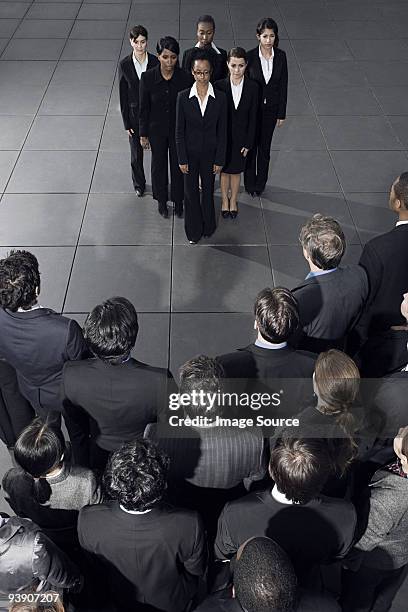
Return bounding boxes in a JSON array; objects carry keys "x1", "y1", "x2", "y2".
[
  {"x1": 244, "y1": 17, "x2": 288, "y2": 196},
  {"x1": 119, "y1": 25, "x2": 158, "y2": 197},
  {"x1": 176, "y1": 50, "x2": 227, "y2": 244},
  {"x1": 139, "y1": 37, "x2": 191, "y2": 218},
  {"x1": 215, "y1": 48, "x2": 258, "y2": 219}
]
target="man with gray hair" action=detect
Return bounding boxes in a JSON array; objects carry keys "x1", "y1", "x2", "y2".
[{"x1": 291, "y1": 214, "x2": 368, "y2": 353}]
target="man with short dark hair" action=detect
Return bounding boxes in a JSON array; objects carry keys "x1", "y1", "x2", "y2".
[
  {"x1": 62, "y1": 296, "x2": 173, "y2": 468},
  {"x1": 181, "y1": 14, "x2": 228, "y2": 82},
  {"x1": 292, "y1": 214, "x2": 368, "y2": 353},
  {"x1": 353, "y1": 173, "x2": 408, "y2": 375},
  {"x1": 215, "y1": 438, "x2": 356, "y2": 583},
  {"x1": 197, "y1": 536, "x2": 341, "y2": 611},
  {"x1": 0, "y1": 250, "x2": 87, "y2": 462},
  {"x1": 78, "y1": 440, "x2": 206, "y2": 612},
  {"x1": 217, "y1": 287, "x2": 317, "y2": 410}
]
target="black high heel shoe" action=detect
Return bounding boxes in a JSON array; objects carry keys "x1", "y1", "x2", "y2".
[
  {"x1": 221, "y1": 210, "x2": 230, "y2": 219},
  {"x1": 230, "y1": 210, "x2": 238, "y2": 219}
]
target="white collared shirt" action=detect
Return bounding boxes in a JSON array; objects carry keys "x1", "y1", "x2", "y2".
[
  {"x1": 230, "y1": 77, "x2": 244, "y2": 109},
  {"x1": 17, "y1": 304, "x2": 43, "y2": 313},
  {"x1": 259, "y1": 45, "x2": 274, "y2": 84},
  {"x1": 271, "y1": 484, "x2": 293, "y2": 505},
  {"x1": 120, "y1": 504, "x2": 152, "y2": 515},
  {"x1": 132, "y1": 53, "x2": 148, "y2": 80},
  {"x1": 396, "y1": 220, "x2": 408, "y2": 227},
  {"x1": 189, "y1": 81, "x2": 215, "y2": 116},
  {"x1": 195, "y1": 41, "x2": 221, "y2": 55}
]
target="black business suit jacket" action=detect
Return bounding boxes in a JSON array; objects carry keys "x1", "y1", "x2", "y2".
[
  {"x1": 291, "y1": 266, "x2": 369, "y2": 353},
  {"x1": 139, "y1": 65, "x2": 192, "y2": 138},
  {"x1": 118, "y1": 52, "x2": 159, "y2": 132},
  {"x1": 78, "y1": 501, "x2": 206, "y2": 612},
  {"x1": 214, "y1": 77, "x2": 259, "y2": 150},
  {"x1": 357, "y1": 224, "x2": 408, "y2": 337},
  {"x1": 182, "y1": 45, "x2": 228, "y2": 83},
  {"x1": 0, "y1": 360, "x2": 34, "y2": 447},
  {"x1": 217, "y1": 343, "x2": 316, "y2": 413},
  {"x1": 62, "y1": 357, "x2": 174, "y2": 451},
  {"x1": 246, "y1": 46, "x2": 288, "y2": 119},
  {"x1": 176, "y1": 87, "x2": 227, "y2": 165},
  {"x1": 0, "y1": 308, "x2": 87, "y2": 415}
]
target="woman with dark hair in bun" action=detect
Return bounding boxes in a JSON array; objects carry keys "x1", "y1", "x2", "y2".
[
  {"x1": 215, "y1": 47, "x2": 258, "y2": 218},
  {"x1": 244, "y1": 17, "x2": 288, "y2": 197},
  {"x1": 139, "y1": 36, "x2": 191, "y2": 219}
]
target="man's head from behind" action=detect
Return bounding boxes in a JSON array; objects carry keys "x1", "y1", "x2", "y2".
[
  {"x1": 179, "y1": 355, "x2": 224, "y2": 418},
  {"x1": 299, "y1": 214, "x2": 345, "y2": 271},
  {"x1": 103, "y1": 439, "x2": 169, "y2": 512},
  {"x1": 269, "y1": 438, "x2": 331, "y2": 504},
  {"x1": 254, "y1": 287, "x2": 299, "y2": 344},
  {"x1": 389, "y1": 172, "x2": 408, "y2": 219},
  {"x1": 83, "y1": 296, "x2": 138, "y2": 365},
  {"x1": 0, "y1": 250, "x2": 40, "y2": 312},
  {"x1": 234, "y1": 536, "x2": 297, "y2": 612}
]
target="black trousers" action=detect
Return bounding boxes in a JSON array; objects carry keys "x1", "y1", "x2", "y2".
[
  {"x1": 244, "y1": 112, "x2": 277, "y2": 193},
  {"x1": 341, "y1": 564, "x2": 408, "y2": 612},
  {"x1": 0, "y1": 360, "x2": 34, "y2": 447},
  {"x1": 184, "y1": 154, "x2": 216, "y2": 242},
  {"x1": 129, "y1": 132, "x2": 145, "y2": 192},
  {"x1": 149, "y1": 132, "x2": 184, "y2": 205}
]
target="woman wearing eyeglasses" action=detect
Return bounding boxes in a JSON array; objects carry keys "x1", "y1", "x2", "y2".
[{"x1": 176, "y1": 49, "x2": 227, "y2": 244}]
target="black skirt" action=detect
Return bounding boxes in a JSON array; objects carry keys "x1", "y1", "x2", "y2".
[{"x1": 222, "y1": 138, "x2": 247, "y2": 174}]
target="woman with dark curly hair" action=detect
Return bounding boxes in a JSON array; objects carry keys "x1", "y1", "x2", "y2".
[{"x1": 78, "y1": 440, "x2": 206, "y2": 612}]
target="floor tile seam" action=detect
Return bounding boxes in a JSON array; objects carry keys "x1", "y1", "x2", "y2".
[
  {"x1": 0, "y1": 0, "x2": 36, "y2": 59},
  {"x1": 60, "y1": 0, "x2": 132, "y2": 313},
  {"x1": 363, "y1": 80, "x2": 408, "y2": 152},
  {"x1": 276, "y1": 27, "x2": 362, "y2": 246},
  {"x1": 0, "y1": 2, "x2": 86, "y2": 201}
]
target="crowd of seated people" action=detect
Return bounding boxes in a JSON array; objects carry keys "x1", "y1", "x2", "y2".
[{"x1": 0, "y1": 171, "x2": 407, "y2": 611}]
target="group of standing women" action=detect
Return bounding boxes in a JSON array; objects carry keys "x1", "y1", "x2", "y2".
[{"x1": 118, "y1": 15, "x2": 288, "y2": 244}]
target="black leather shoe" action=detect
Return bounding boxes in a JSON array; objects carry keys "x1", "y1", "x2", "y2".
[
  {"x1": 221, "y1": 210, "x2": 230, "y2": 219},
  {"x1": 255, "y1": 190, "x2": 263, "y2": 196},
  {"x1": 135, "y1": 188, "x2": 144, "y2": 197},
  {"x1": 158, "y1": 202, "x2": 169, "y2": 218},
  {"x1": 245, "y1": 188, "x2": 255, "y2": 197},
  {"x1": 230, "y1": 210, "x2": 238, "y2": 219},
  {"x1": 174, "y1": 202, "x2": 183, "y2": 218}
]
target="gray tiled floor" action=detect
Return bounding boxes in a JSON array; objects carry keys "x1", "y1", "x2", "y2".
[{"x1": 0, "y1": 2, "x2": 408, "y2": 607}]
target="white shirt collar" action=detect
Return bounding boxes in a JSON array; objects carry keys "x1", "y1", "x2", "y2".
[
  {"x1": 396, "y1": 220, "x2": 408, "y2": 226},
  {"x1": 120, "y1": 504, "x2": 152, "y2": 515},
  {"x1": 230, "y1": 77, "x2": 244, "y2": 109},
  {"x1": 189, "y1": 82, "x2": 215, "y2": 116},
  {"x1": 258, "y1": 45, "x2": 274, "y2": 84},
  {"x1": 132, "y1": 53, "x2": 148, "y2": 79},
  {"x1": 17, "y1": 304, "x2": 43, "y2": 313},
  {"x1": 195, "y1": 41, "x2": 221, "y2": 54},
  {"x1": 271, "y1": 484, "x2": 293, "y2": 505}
]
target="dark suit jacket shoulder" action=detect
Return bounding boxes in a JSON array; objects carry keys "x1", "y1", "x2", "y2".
[
  {"x1": 176, "y1": 86, "x2": 227, "y2": 165},
  {"x1": 218, "y1": 343, "x2": 316, "y2": 379},
  {"x1": 139, "y1": 65, "x2": 192, "y2": 136},
  {"x1": 292, "y1": 266, "x2": 369, "y2": 352},
  {"x1": 118, "y1": 52, "x2": 159, "y2": 131},
  {"x1": 246, "y1": 46, "x2": 288, "y2": 118},
  {"x1": 63, "y1": 357, "x2": 174, "y2": 451},
  {"x1": 0, "y1": 308, "x2": 87, "y2": 414},
  {"x1": 214, "y1": 77, "x2": 259, "y2": 150},
  {"x1": 358, "y1": 224, "x2": 408, "y2": 334},
  {"x1": 78, "y1": 501, "x2": 206, "y2": 612}
]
